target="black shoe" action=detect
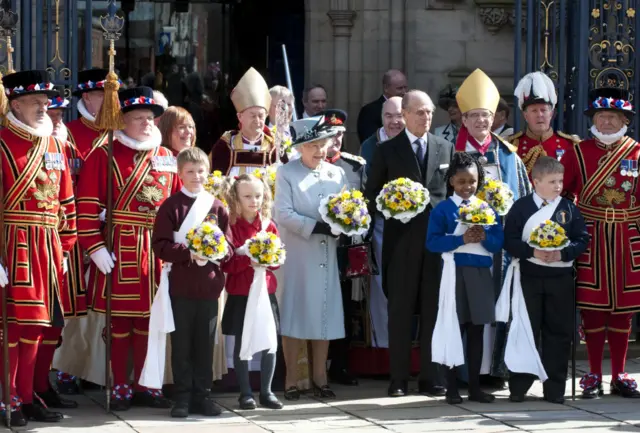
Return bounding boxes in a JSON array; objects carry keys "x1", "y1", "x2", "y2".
[
  {"x1": 56, "y1": 381, "x2": 79, "y2": 395},
  {"x1": 132, "y1": 390, "x2": 172, "y2": 409},
  {"x1": 259, "y1": 394, "x2": 284, "y2": 410},
  {"x1": 110, "y1": 398, "x2": 132, "y2": 412},
  {"x1": 284, "y1": 386, "x2": 301, "y2": 401},
  {"x1": 37, "y1": 389, "x2": 79, "y2": 409},
  {"x1": 509, "y1": 394, "x2": 525, "y2": 403},
  {"x1": 170, "y1": 402, "x2": 189, "y2": 418},
  {"x1": 479, "y1": 375, "x2": 507, "y2": 390},
  {"x1": 238, "y1": 395, "x2": 257, "y2": 410},
  {"x1": 328, "y1": 368, "x2": 359, "y2": 386},
  {"x1": 387, "y1": 380, "x2": 407, "y2": 397},
  {"x1": 468, "y1": 391, "x2": 495, "y2": 403},
  {"x1": 8, "y1": 409, "x2": 27, "y2": 427},
  {"x1": 22, "y1": 403, "x2": 63, "y2": 422},
  {"x1": 312, "y1": 382, "x2": 336, "y2": 399},
  {"x1": 611, "y1": 381, "x2": 640, "y2": 398},
  {"x1": 544, "y1": 395, "x2": 565, "y2": 404},
  {"x1": 418, "y1": 381, "x2": 446, "y2": 397},
  {"x1": 581, "y1": 384, "x2": 603, "y2": 399},
  {"x1": 445, "y1": 393, "x2": 463, "y2": 405},
  {"x1": 191, "y1": 397, "x2": 222, "y2": 416}
]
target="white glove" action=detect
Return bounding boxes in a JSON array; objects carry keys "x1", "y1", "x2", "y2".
[
  {"x1": 235, "y1": 246, "x2": 247, "y2": 256},
  {"x1": 63, "y1": 258, "x2": 68, "y2": 275},
  {"x1": 0, "y1": 265, "x2": 8, "y2": 288},
  {"x1": 99, "y1": 209, "x2": 106, "y2": 222},
  {"x1": 90, "y1": 248, "x2": 116, "y2": 275}
]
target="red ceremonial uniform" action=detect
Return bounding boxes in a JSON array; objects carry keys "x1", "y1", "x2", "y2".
[
  {"x1": 209, "y1": 127, "x2": 283, "y2": 176},
  {"x1": 0, "y1": 118, "x2": 77, "y2": 406},
  {"x1": 66, "y1": 116, "x2": 108, "y2": 159},
  {"x1": 77, "y1": 140, "x2": 180, "y2": 316},
  {"x1": 510, "y1": 129, "x2": 577, "y2": 177}
]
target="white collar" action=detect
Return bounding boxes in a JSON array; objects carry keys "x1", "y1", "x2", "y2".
[
  {"x1": 77, "y1": 99, "x2": 97, "y2": 123},
  {"x1": 451, "y1": 193, "x2": 476, "y2": 207},
  {"x1": 53, "y1": 122, "x2": 68, "y2": 143},
  {"x1": 7, "y1": 111, "x2": 54, "y2": 137},
  {"x1": 379, "y1": 127, "x2": 389, "y2": 142},
  {"x1": 114, "y1": 126, "x2": 162, "y2": 151},
  {"x1": 181, "y1": 186, "x2": 204, "y2": 198},
  {"x1": 590, "y1": 124, "x2": 628, "y2": 146},
  {"x1": 302, "y1": 111, "x2": 311, "y2": 119},
  {"x1": 405, "y1": 128, "x2": 428, "y2": 145},
  {"x1": 493, "y1": 124, "x2": 505, "y2": 135},
  {"x1": 533, "y1": 192, "x2": 560, "y2": 208}
]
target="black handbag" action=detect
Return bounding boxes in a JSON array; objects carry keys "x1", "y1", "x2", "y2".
[{"x1": 337, "y1": 241, "x2": 379, "y2": 281}]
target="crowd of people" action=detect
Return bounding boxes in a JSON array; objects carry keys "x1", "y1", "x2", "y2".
[{"x1": 0, "y1": 62, "x2": 638, "y2": 428}]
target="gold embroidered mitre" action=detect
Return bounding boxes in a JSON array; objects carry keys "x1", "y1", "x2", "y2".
[
  {"x1": 230, "y1": 67, "x2": 271, "y2": 113},
  {"x1": 455, "y1": 69, "x2": 500, "y2": 114}
]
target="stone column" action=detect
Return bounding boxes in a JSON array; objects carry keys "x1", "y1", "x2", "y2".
[
  {"x1": 389, "y1": 0, "x2": 405, "y2": 70},
  {"x1": 327, "y1": 1, "x2": 356, "y2": 150}
]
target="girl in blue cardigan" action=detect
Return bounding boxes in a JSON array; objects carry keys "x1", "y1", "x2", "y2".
[{"x1": 426, "y1": 152, "x2": 504, "y2": 404}]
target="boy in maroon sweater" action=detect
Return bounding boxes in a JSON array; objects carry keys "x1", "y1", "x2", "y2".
[{"x1": 152, "y1": 147, "x2": 232, "y2": 418}]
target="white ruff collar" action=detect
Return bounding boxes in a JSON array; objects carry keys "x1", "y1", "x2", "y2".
[
  {"x1": 114, "y1": 126, "x2": 162, "y2": 151},
  {"x1": 591, "y1": 124, "x2": 628, "y2": 146},
  {"x1": 7, "y1": 111, "x2": 54, "y2": 137},
  {"x1": 181, "y1": 186, "x2": 204, "y2": 198},
  {"x1": 77, "y1": 99, "x2": 97, "y2": 123},
  {"x1": 53, "y1": 122, "x2": 68, "y2": 143}
]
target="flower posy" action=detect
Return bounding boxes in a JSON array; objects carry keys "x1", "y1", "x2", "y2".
[
  {"x1": 528, "y1": 220, "x2": 569, "y2": 250},
  {"x1": 319, "y1": 189, "x2": 371, "y2": 236},
  {"x1": 186, "y1": 221, "x2": 229, "y2": 262},
  {"x1": 476, "y1": 179, "x2": 514, "y2": 216},
  {"x1": 375, "y1": 177, "x2": 430, "y2": 223},
  {"x1": 244, "y1": 231, "x2": 286, "y2": 266},
  {"x1": 458, "y1": 200, "x2": 497, "y2": 225},
  {"x1": 253, "y1": 166, "x2": 277, "y2": 198},
  {"x1": 204, "y1": 170, "x2": 228, "y2": 207}
]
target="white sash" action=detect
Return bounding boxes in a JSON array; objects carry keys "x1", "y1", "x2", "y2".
[
  {"x1": 140, "y1": 191, "x2": 216, "y2": 388},
  {"x1": 432, "y1": 203, "x2": 492, "y2": 368},
  {"x1": 494, "y1": 200, "x2": 560, "y2": 382},
  {"x1": 239, "y1": 219, "x2": 279, "y2": 360}
]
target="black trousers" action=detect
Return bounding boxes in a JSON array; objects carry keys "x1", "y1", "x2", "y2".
[
  {"x1": 509, "y1": 273, "x2": 574, "y2": 399},
  {"x1": 170, "y1": 297, "x2": 219, "y2": 403},
  {"x1": 329, "y1": 279, "x2": 354, "y2": 373},
  {"x1": 447, "y1": 323, "x2": 484, "y2": 394}
]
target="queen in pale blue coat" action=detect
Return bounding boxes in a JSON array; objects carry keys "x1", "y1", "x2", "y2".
[{"x1": 275, "y1": 115, "x2": 347, "y2": 399}]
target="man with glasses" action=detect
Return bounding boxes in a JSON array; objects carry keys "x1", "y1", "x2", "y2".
[{"x1": 454, "y1": 69, "x2": 532, "y2": 391}]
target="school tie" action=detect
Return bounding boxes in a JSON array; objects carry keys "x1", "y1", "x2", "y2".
[
  {"x1": 541, "y1": 200, "x2": 549, "y2": 208},
  {"x1": 461, "y1": 199, "x2": 470, "y2": 206},
  {"x1": 415, "y1": 139, "x2": 426, "y2": 168}
]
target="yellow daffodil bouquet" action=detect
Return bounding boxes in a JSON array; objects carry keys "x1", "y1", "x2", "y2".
[
  {"x1": 476, "y1": 179, "x2": 514, "y2": 216},
  {"x1": 252, "y1": 166, "x2": 278, "y2": 198},
  {"x1": 319, "y1": 188, "x2": 371, "y2": 236},
  {"x1": 528, "y1": 220, "x2": 569, "y2": 250},
  {"x1": 458, "y1": 200, "x2": 497, "y2": 226},
  {"x1": 375, "y1": 177, "x2": 430, "y2": 223},
  {"x1": 241, "y1": 231, "x2": 287, "y2": 267},
  {"x1": 186, "y1": 221, "x2": 229, "y2": 264},
  {"x1": 204, "y1": 170, "x2": 228, "y2": 208}
]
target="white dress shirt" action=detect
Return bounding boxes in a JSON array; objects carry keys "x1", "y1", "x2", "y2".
[
  {"x1": 405, "y1": 129, "x2": 428, "y2": 154},
  {"x1": 532, "y1": 192, "x2": 560, "y2": 209}
]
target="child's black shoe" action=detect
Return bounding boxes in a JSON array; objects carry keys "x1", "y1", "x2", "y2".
[
  {"x1": 171, "y1": 402, "x2": 189, "y2": 418},
  {"x1": 468, "y1": 391, "x2": 495, "y2": 403},
  {"x1": 445, "y1": 392, "x2": 463, "y2": 405},
  {"x1": 259, "y1": 393, "x2": 283, "y2": 409},
  {"x1": 238, "y1": 395, "x2": 257, "y2": 410},
  {"x1": 132, "y1": 390, "x2": 172, "y2": 409},
  {"x1": 191, "y1": 397, "x2": 222, "y2": 416}
]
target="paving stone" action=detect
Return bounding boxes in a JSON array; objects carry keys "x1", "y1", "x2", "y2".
[{"x1": 356, "y1": 405, "x2": 469, "y2": 421}]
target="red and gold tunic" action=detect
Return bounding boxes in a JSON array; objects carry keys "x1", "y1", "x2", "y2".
[
  {"x1": 563, "y1": 137, "x2": 640, "y2": 313},
  {"x1": 60, "y1": 139, "x2": 87, "y2": 317},
  {"x1": 0, "y1": 120, "x2": 77, "y2": 325},
  {"x1": 209, "y1": 127, "x2": 281, "y2": 176},
  {"x1": 66, "y1": 117, "x2": 108, "y2": 159},
  {"x1": 76, "y1": 141, "x2": 180, "y2": 317},
  {"x1": 510, "y1": 129, "x2": 578, "y2": 177}
]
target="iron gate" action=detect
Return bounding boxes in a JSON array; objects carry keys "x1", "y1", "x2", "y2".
[{"x1": 514, "y1": 0, "x2": 640, "y2": 140}]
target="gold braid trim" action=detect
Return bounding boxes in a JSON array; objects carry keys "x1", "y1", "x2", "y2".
[{"x1": 522, "y1": 145, "x2": 547, "y2": 174}]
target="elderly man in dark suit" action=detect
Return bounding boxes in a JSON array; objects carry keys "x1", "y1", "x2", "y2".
[
  {"x1": 365, "y1": 90, "x2": 454, "y2": 397},
  {"x1": 357, "y1": 70, "x2": 408, "y2": 145}
]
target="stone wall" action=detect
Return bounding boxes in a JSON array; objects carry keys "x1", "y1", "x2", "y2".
[{"x1": 304, "y1": 0, "x2": 521, "y2": 151}]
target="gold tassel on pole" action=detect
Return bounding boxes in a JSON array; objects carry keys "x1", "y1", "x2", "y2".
[{"x1": 95, "y1": 40, "x2": 124, "y2": 130}]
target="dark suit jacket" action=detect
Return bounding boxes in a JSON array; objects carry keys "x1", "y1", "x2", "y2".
[
  {"x1": 357, "y1": 95, "x2": 385, "y2": 145},
  {"x1": 365, "y1": 130, "x2": 454, "y2": 301}
]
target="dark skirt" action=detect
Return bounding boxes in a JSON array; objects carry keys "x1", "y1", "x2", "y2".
[
  {"x1": 221, "y1": 293, "x2": 281, "y2": 337},
  {"x1": 456, "y1": 266, "x2": 495, "y2": 325}
]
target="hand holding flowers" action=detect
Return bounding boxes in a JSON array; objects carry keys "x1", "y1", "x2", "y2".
[
  {"x1": 528, "y1": 220, "x2": 569, "y2": 251},
  {"x1": 375, "y1": 177, "x2": 430, "y2": 223},
  {"x1": 186, "y1": 221, "x2": 229, "y2": 266},
  {"x1": 319, "y1": 188, "x2": 371, "y2": 236}
]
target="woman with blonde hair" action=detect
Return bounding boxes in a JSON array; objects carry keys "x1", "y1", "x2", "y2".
[{"x1": 158, "y1": 106, "x2": 197, "y2": 155}]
